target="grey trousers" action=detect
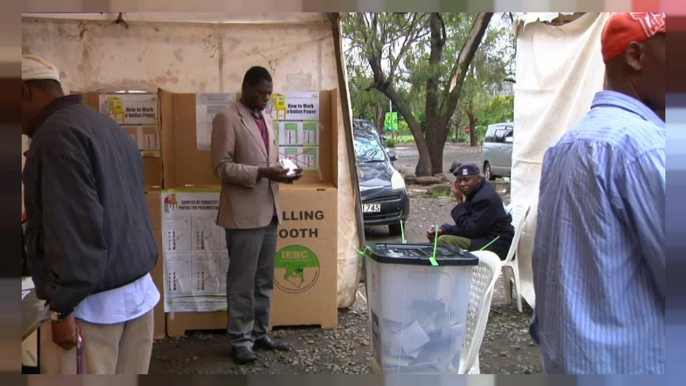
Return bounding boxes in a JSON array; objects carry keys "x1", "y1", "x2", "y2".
[{"x1": 225, "y1": 217, "x2": 278, "y2": 347}]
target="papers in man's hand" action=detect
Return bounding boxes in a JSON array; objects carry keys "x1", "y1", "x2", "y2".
[
  {"x1": 22, "y1": 277, "x2": 35, "y2": 291},
  {"x1": 280, "y1": 158, "x2": 299, "y2": 177},
  {"x1": 22, "y1": 277, "x2": 35, "y2": 301}
]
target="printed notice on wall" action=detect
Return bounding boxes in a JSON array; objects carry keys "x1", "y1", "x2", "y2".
[
  {"x1": 161, "y1": 190, "x2": 229, "y2": 313},
  {"x1": 196, "y1": 93, "x2": 236, "y2": 151},
  {"x1": 267, "y1": 91, "x2": 320, "y2": 121},
  {"x1": 99, "y1": 94, "x2": 158, "y2": 126},
  {"x1": 99, "y1": 94, "x2": 161, "y2": 156},
  {"x1": 268, "y1": 91, "x2": 321, "y2": 172},
  {"x1": 122, "y1": 126, "x2": 160, "y2": 155}
]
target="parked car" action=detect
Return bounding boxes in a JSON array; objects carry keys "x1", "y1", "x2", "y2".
[
  {"x1": 353, "y1": 119, "x2": 396, "y2": 162},
  {"x1": 353, "y1": 130, "x2": 409, "y2": 235},
  {"x1": 481, "y1": 122, "x2": 514, "y2": 180}
]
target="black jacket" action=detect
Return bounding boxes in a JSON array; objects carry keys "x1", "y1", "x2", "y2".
[
  {"x1": 440, "y1": 179, "x2": 514, "y2": 259},
  {"x1": 23, "y1": 95, "x2": 158, "y2": 315}
]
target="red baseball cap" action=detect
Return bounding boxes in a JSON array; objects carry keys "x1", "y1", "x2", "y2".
[{"x1": 601, "y1": 12, "x2": 666, "y2": 63}]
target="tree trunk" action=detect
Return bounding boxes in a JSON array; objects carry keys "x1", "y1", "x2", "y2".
[
  {"x1": 424, "y1": 13, "x2": 446, "y2": 176},
  {"x1": 467, "y1": 110, "x2": 478, "y2": 147},
  {"x1": 427, "y1": 13, "x2": 492, "y2": 175},
  {"x1": 374, "y1": 104, "x2": 385, "y2": 135},
  {"x1": 375, "y1": 83, "x2": 432, "y2": 176},
  {"x1": 453, "y1": 115, "x2": 462, "y2": 143}
]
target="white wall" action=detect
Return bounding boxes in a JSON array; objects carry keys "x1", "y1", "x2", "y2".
[
  {"x1": 22, "y1": 17, "x2": 338, "y2": 93},
  {"x1": 22, "y1": 15, "x2": 361, "y2": 308}
]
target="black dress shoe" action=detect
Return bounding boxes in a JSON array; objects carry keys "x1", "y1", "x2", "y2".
[
  {"x1": 231, "y1": 345, "x2": 257, "y2": 364},
  {"x1": 254, "y1": 335, "x2": 291, "y2": 351}
]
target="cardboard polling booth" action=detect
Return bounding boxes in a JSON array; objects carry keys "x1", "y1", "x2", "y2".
[
  {"x1": 159, "y1": 90, "x2": 340, "y2": 335},
  {"x1": 85, "y1": 89, "x2": 340, "y2": 336},
  {"x1": 24, "y1": 12, "x2": 365, "y2": 337}
]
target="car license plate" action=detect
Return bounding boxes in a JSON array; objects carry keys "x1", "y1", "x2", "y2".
[{"x1": 362, "y1": 204, "x2": 381, "y2": 213}]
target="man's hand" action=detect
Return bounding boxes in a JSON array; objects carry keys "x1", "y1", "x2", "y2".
[
  {"x1": 272, "y1": 168, "x2": 304, "y2": 184},
  {"x1": 258, "y1": 165, "x2": 289, "y2": 181},
  {"x1": 427, "y1": 226, "x2": 442, "y2": 242},
  {"x1": 452, "y1": 182, "x2": 464, "y2": 203},
  {"x1": 288, "y1": 168, "x2": 304, "y2": 182},
  {"x1": 51, "y1": 314, "x2": 83, "y2": 351}
]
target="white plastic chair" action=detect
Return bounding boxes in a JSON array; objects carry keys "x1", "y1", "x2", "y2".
[
  {"x1": 502, "y1": 203, "x2": 530, "y2": 312},
  {"x1": 459, "y1": 250, "x2": 502, "y2": 374}
]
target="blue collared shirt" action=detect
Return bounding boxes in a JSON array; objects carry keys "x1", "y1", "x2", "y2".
[
  {"x1": 531, "y1": 90, "x2": 665, "y2": 374},
  {"x1": 40, "y1": 273, "x2": 159, "y2": 325}
]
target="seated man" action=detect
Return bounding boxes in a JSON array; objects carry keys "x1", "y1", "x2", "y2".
[{"x1": 427, "y1": 163, "x2": 514, "y2": 260}]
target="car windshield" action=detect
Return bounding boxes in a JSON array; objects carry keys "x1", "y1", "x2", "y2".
[
  {"x1": 354, "y1": 134, "x2": 386, "y2": 163},
  {"x1": 354, "y1": 121, "x2": 379, "y2": 136}
]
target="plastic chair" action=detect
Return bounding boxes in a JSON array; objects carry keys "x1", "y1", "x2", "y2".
[
  {"x1": 459, "y1": 250, "x2": 502, "y2": 374},
  {"x1": 502, "y1": 203, "x2": 530, "y2": 312}
]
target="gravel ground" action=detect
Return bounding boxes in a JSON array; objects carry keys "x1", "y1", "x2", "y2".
[{"x1": 149, "y1": 143, "x2": 541, "y2": 375}]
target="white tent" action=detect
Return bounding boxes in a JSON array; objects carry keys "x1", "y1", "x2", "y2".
[
  {"x1": 21, "y1": 12, "x2": 365, "y2": 309},
  {"x1": 511, "y1": 12, "x2": 609, "y2": 308}
]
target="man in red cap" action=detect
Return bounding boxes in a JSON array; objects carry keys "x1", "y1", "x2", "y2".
[{"x1": 531, "y1": 13, "x2": 665, "y2": 373}]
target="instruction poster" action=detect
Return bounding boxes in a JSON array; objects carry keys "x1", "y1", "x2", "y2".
[
  {"x1": 268, "y1": 91, "x2": 321, "y2": 172},
  {"x1": 196, "y1": 93, "x2": 237, "y2": 151},
  {"x1": 122, "y1": 126, "x2": 160, "y2": 154},
  {"x1": 161, "y1": 190, "x2": 230, "y2": 313},
  {"x1": 99, "y1": 94, "x2": 158, "y2": 125},
  {"x1": 99, "y1": 94, "x2": 160, "y2": 155}
]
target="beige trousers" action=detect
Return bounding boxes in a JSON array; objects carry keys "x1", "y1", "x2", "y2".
[{"x1": 39, "y1": 310, "x2": 154, "y2": 374}]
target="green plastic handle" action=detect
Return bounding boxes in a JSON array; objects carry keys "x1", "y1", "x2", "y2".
[{"x1": 430, "y1": 224, "x2": 439, "y2": 266}]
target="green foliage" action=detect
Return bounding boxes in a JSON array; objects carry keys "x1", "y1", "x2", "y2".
[
  {"x1": 343, "y1": 12, "x2": 515, "y2": 163},
  {"x1": 477, "y1": 95, "x2": 514, "y2": 127},
  {"x1": 385, "y1": 138, "x2": 396, "y2": 148}
]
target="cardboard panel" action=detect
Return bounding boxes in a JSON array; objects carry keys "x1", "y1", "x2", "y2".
[
  {"x1": 159, "y1": 89, "x2": 175, "y2": 188},
  {"x1": 81, "y1": 92, "x2": 162, "y2": 191},
  {"x1": 166, "y1": 94, "x2": 221, "y2": 187},
  {"x1": 166, "y1": 313, "x2": 226, "y2": 338},
  {"x1": 270, "y1": 183, "x2": 338, "y2": 329},
  {"x1": 163, "y1": 90, "x2": 338, "y2": 188},
  {"x1": 142, "y1": 156, "x2": 162, "y2": 191},
  {"x1": 144, "y1": 190, "x2": 166, "y2": 339},
  {"x1": 330, "y1": 89, "x2": 339, "y2": 188},
  {"x1": 163, "y1": 182, "x2": 338, "y2": 336}
]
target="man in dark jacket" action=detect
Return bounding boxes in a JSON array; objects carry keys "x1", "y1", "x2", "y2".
[
  {"x1": 427, "y1": 163, "x2": 513, "y2": 260},
  {"x1": 21, "y1": 54, "x2": 159, "y2": 374}
]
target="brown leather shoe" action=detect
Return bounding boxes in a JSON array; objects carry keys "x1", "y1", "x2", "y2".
[{"x1": 254, "y1": 335, "x2": 291, "y2": 351}]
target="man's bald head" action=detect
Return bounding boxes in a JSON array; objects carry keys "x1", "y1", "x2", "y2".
[{"x1": 602, "y1": 13, "x2": 666, "y2": 116}]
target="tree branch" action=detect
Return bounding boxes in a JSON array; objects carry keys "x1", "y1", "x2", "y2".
[{"x1": 443, "y1": 13, "x2": 493, "y2": 118}]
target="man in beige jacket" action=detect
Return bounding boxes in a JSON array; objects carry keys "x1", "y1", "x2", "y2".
[{"x1": 211, "y1": 66, "x2": 302, "y2": 364}]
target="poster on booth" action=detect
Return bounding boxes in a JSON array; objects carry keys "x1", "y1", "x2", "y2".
[
  {"x1": 195, "y1": 93, "x2": 237, "y2": 151},
  {"x1": 99, "y1": 94, "x2": 160, "y2": 155},
  {"x1": 161, "y1": 190, "x2": 229, "y2": 313},
  {"x1": 99, "y1": 94, "x2": 158, "y2": 126},
  {"x1": 267, "y1": 91, "x2": 321, "y2": 172}
]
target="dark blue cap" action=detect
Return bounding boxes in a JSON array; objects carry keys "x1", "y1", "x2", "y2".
[{"x1": 453, "y1": 162, "x2": 480, "y2": 177}]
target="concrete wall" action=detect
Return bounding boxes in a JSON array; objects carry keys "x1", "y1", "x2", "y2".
[
  {"x1": 21, "y1": 15, "x2": 361, "y2": 308},
  {"x1": 22, "y1": 17, "x2": 337, "y2": 94}
]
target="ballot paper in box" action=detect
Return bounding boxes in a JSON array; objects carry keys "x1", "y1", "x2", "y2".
[{"x1": 365, "y1": 243, "x2": 478, "y2": 374}]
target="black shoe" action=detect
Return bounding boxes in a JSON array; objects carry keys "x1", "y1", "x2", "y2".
[
  {"x1": 254, "y1": 335, "x2": 291, "y2": 351},
  {"x1": 231, "y1": 345, "x2": 257, "y2": 364}
]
